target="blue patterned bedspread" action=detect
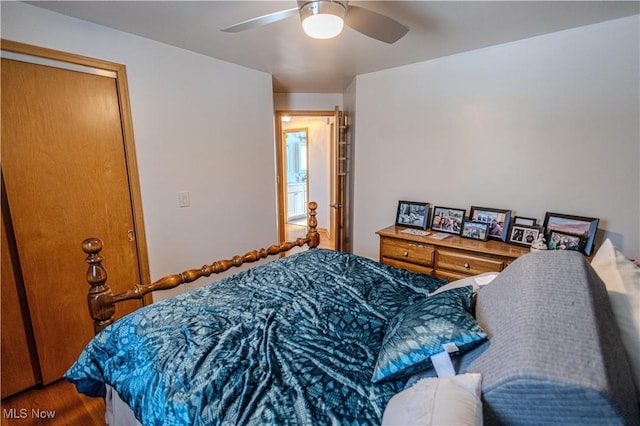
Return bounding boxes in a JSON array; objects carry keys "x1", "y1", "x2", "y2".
[{"x1": 65, "y1": 249, "x2": 445, "y2": 425}]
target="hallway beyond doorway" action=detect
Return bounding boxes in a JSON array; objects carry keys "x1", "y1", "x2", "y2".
[{"x1": 276, "y1": 108, "x2": 345, "y2": 252}]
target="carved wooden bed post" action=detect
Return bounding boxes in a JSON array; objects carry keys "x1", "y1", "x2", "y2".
[
  {"x1": 82, "y1": 238, "x2": 116, "y2": 334},
  {"x1": 82, "y1": 202, "x2": 320, "y2": 334},
  {"x1": 306, "y1": 201, "x2": 320, "y2": 248}
]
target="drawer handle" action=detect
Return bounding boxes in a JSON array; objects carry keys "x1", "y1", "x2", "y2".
[
  {"x1": 464, "y1": 263, "x2": 470, "y2": 269},
  {"x1": 403, "y1": 251, "x2": 409, "y2": 257}
]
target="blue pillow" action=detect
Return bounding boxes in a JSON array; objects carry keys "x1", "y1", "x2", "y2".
[{"x1": 372, "y1": 285, "x2": 487, "y2": 383}]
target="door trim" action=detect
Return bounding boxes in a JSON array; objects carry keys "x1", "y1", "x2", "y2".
[{"x1": 1, "y1": 39, "x2": 151, "y2": 301}]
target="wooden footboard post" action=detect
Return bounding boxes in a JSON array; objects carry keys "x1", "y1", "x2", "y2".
[
  {"x1": 82, "y1": 238, "x2": 116, "y2": 334},
  {"x1": 307, "y1": 201, "x2": 320, "y2": 248}
]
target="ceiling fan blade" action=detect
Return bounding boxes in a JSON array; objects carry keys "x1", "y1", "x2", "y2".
[
  {"x1": 221, "y1": 7, "x2": 299, "y2": 33},
  {"x1": 344, "y1": 5, "x2": 408, "y2": 44}
]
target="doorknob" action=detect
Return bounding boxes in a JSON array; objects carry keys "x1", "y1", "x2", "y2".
[{"x1": 330, "y1": 203, "x2": 342, "y2": 209}]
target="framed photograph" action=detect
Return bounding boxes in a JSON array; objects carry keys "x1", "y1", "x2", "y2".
[
  {"x1": 513, "y1": 216, "x2": 537, "y2": 226},
  {"x1": 508, "y1": 224, "x2": 542, "y2": 247},
  {"x1": 547, "y1": 230, "x2": 585, "y2": 252},
  {"x1": 395, "y1": 201, "x2": 430, "y2": 230},
  {"x1": 430, "y1": 206, "x2": 465, "y2": 235},
  {"x1": 543, "y1": 212, "x2": 599, "y2": 256},
  {"x1": 469, "y1": 206, "x2": 512, "y2": 242},
  {"x1": 460, "y1": 220, "x2": 490, "y2": 241}
]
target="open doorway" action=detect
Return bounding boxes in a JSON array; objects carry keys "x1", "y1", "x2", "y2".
[
  {"x1": 283, "y1": 127, "x2": 309, "y2": 227},
  {"x1": 276, "y1": 110, "x2": 343, "y2": 251}
]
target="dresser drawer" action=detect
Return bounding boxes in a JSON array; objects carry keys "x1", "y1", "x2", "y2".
[
  {"x1": 380, "y1": 238, "x2": 434, "y2": 267},
  {"x1": 383, "y1": 258, "x2": 433, "y2": 275},
  {"x1": 436, "y1": 249, "x2": 505, "y2": 275}
]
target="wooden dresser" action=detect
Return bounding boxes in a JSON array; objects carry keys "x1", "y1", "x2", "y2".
[{"x1": 376, "y1": 225, "x2": 531, "y2": 280}]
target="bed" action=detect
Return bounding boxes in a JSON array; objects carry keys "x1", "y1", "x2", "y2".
[
  {"x1": 66, "y1": 202, "x2": 640, "y2": 425},
  {"x1": 67, "y1": 202, "x2": 450, "y2": 424}
]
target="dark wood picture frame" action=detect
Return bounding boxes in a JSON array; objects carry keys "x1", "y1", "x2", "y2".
[
  {"x1": 469, "y1": 206, "x2": 512, "y2": 242},
  {"x1": 508, "y1": 224, "x2": 542, "y2": 247},
  {"x1": 461, "y1": 220, "x2": 490, "y2": 241},
  {"x1": 543, "y1": 212, "x2": 599, "y2": 255},
  {"x1": 546, "y1": 230, "x2": 585, "y2": 252},
  {"x1": 430, "y1": 206, "x2": 465, "y2": 235},
  {"x1": 395, "y1": 200, "x2": 430, "y2": 230}
]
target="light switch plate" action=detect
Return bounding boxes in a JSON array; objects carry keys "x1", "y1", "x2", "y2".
[{"x1": 178, "y1": 191, "x2": 190, "y2": 207}]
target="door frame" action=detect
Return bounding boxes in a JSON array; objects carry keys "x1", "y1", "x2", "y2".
[
  {"x1": 275, "y1": 109, "x2": 341, "y2": 250},
  {"x1": 1, "y1": 39, "x2": 151, "y2": 300}
]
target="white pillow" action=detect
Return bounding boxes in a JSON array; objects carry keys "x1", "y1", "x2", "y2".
[
  {"x1": 591, "y1": 239, "x2": 640, "y2": 395},
  {"x1": 381, "y1": 373, "x2": 483, "y2": 426},
  {"x1": 430, "y1": 272, "x2": 499, "y2": 296}
]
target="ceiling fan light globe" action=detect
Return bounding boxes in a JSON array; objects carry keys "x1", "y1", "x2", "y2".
[
  {"x1": 303, "y1": 14, "x2": 344, "y2": 39},
  {"x1": 300, "y1": 1, "x2": 346, "y2": 39}
]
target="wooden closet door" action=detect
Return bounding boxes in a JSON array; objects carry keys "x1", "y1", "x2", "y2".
[
  {"x1": 1, "y1": 178, "x2": 41, "y2": 398},
  {"x1": 1, "y1": 58, "x2": 143, "y2": 384}
]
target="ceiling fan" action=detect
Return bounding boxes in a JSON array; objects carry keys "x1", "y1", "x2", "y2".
[{"x1": 221, "y1": 1, "x2": 409, "y2": 44}]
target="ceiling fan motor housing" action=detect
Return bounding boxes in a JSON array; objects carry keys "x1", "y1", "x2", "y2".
[{"x1": 297, "y1": 1, "x2": 348, "y2": 15}]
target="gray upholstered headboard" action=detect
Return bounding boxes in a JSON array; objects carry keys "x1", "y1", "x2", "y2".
[{"x1": 466, "y1": 251, "x2": 639, "y2": 425}]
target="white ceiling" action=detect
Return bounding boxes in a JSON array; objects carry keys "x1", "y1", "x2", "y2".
[{"x1": 28, "y1": 1, "x2": 639, "y2": 93}]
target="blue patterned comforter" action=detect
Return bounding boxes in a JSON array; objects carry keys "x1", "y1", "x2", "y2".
[{"x1": 65, "y1": 249, "x2": 445, "y2": 425}]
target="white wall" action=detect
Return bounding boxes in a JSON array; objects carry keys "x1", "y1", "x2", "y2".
[
  {"x1": 274, "y1": 93, "x2": 343, "y2": 111},
  {"x1": 353, "y1": 16, "x2": 640, "y2": 260},
  {"x1": 2, "y1": 2, "x2": 278, "y2": 299}
]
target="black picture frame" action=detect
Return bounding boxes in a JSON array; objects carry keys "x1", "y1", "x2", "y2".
[
  {"x1": 547, "y1": 230, "x2": 585, "y2": 252},
  {"x1": 513, "y1": 216, "x2": 537, "y2": 226},
  {"x1": 460, "y1": 220, "x2": 490, "y2": 241},
  {"x1": 395, "y1": 200, "x2": 430, "y2": 230},
  {"x1": 508, "y1": 224, "x2": 542, "y2": 247},
  {"x1": 542, "y1": 212, "x2": 599, "y2": 256},
  {"x1": 430, "y1": 206, "x2": 465, "y2": 235},
  {"x1": 469, "y1": 206, "x2": 512, "y2": 242}
]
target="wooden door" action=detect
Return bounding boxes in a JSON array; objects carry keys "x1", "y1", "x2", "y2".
[
  {"x1": 1, "y1": 53, "x2": 145, "y2": 383},
  {"x1": 1, "y1": 178, "x2": 41, "y2": 398},
  {"x1": 329, "y1": 107, "x2": 345, "y2": 251}
]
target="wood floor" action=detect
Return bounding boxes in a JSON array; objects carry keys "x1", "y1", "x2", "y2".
[
  {"x1": 1, "y1": 228, "x2": 335, "y2": 425},
  {"x1": 285, "y1": 223, "x2": 334, "y2": 250},
  {"x1": 0, "y1": 379, "x2": 105, "y2": 426}
]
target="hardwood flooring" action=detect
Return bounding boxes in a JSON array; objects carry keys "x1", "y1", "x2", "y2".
[
  {"x1": 285, "y1": 223, "x2": 334, "y2": 250},
  {"x1": 0, "y1": 379, "x2": 105, "y2": 425}
]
